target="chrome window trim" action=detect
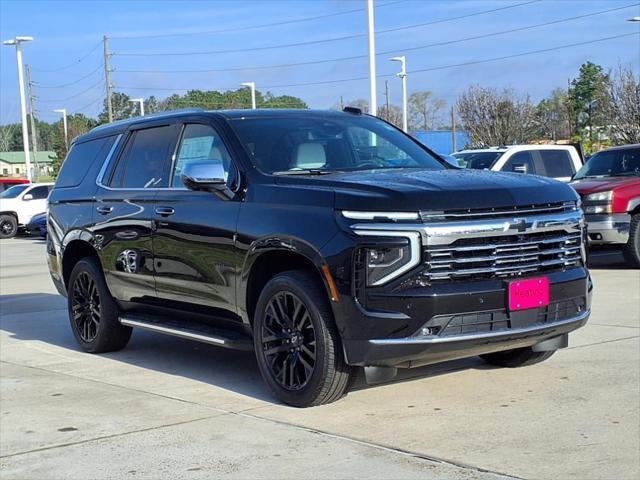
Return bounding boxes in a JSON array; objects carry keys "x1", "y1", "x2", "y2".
[
  {"x1": 353, "y1": 230, "x2": 421, "y2": 286},
  {"x1": 95, "y1": 132, "x2": 189, "y2": 192}
]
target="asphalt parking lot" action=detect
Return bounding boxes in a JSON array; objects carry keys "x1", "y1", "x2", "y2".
[{"x1": 1, "y1": 237, "x2": 638, "y2": 480}]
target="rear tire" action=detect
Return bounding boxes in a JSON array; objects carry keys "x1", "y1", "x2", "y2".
[
  {"x1": 480, "y1": 347, "x2": 555, "y2": 368},
  {"x1": 0, "y1": 214, "x2": 17, "y2": 239},
  {"x1": 622, "y1": 213, "x2": 640, "y2": 268},
  {"x1": 253, "y1": 270, "x2": 351, "y2": 407},
  {"x1": 67, "y1": 257, "x2": 132, "y2": 353}
]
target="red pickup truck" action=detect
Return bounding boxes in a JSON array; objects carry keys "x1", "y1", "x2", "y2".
[{"x1": 570, "y1": 144, "x2": 640, "y2": 267}]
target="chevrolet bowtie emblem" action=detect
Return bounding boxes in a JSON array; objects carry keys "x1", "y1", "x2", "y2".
[{"x1": 511, "y1": 218, "x2": 527, "y2": 232}]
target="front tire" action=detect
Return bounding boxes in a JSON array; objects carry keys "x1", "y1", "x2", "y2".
[
  {"x1": 0, "y1": 214, "x2": 17, "y2": 239},
  {"x1": 68, "y1": 257, "x2": 132, "y2": 353},
  {"x1": 480, "y1": 347, "x2": 555, "y2": 368},
  {"x1": 622, "y1": 213, "x2": 640, "y2": 268},
  {"x1": 253, "y1": 270, "x2": 351, "y2": 407}
]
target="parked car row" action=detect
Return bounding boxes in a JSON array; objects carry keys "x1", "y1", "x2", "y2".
[
  {"x1": 449, "y1": 143, "x2": 639, "y2": 266},
  {"x1": 0, "y1": 182, "x2": 53, "y2": 238}
]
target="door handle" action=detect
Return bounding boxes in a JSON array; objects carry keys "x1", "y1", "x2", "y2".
[
  {"x1": 96, "y1": 206, "x2": 113, "y2": 215},
  {"x1": 155, "y1": 206, "x2": 175, "y2": 217}
]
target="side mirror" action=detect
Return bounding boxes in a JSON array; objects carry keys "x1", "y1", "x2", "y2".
[
  {"x1": 22, "y1": 193, "x2": 34, "y2": 201},
  {"x1": 512, "y1": 163, "x2": 528, "y2": 174},
  {"x1": 181, "y1": 161, "x2": 234, "y2": 200}
]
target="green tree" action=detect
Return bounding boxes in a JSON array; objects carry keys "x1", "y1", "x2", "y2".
[
  {"x1": 98, "y1": 91, "x2": 134, "y2": 123},
  {"x1": 50, "y1": 113, "x2": 98, "y2": 175},
  {"x1": 569, "y1": 62, "x2": 612, "y2": 145}
]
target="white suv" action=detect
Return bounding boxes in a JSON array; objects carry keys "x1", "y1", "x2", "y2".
[
  {"x1": 0, "y1": 183, "x2": 53, "y2": 238},
  {"x1": 452, "y1": 145, "x2": 583, "y2": 182}
]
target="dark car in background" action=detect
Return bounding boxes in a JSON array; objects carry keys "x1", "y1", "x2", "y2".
[
  {"x1": 26, "y1": 211, "x2": 47, "y2": 237},
  {"x1": 47, "y1": 109, "x2": 591, "y2": 407},
  {"x1": 571, "y1": 144, "x2": 640, "y2": 266}
]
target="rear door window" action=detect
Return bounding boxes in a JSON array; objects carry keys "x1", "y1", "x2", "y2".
[
  {"x1": 536, "y1": 150, "x2": 576, "y2": 178},
  {"x1": 503, "y1": 151, "x2": 535, "y2": 174},
  {"x1": 56, "y1": 136, "x2": 116, "y2": 188},
  {"x1": 109, "y1": 125, "x2": 175, "y2": 188},
  {"x1": 27, "y1": 185, "x2": 50, "y2": 200}
]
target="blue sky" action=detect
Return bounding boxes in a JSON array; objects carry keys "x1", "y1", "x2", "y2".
[{"x1": 1, "y1": 0, "x2": 639, "y2": 124}]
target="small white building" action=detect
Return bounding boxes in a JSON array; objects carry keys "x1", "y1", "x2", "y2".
[{"x1": 0, "y1": 151, "x2": 56, "y2": 178}]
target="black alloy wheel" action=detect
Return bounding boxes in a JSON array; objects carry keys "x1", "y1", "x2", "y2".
[
  {"x1": 261, "y1": 291, "x2": 317, "y2": 391},
  {"x1": 0, "y1": 215, "x2": 17, "y2": 239},
  {"x1": 71, "y1": 271, "x2": 101, "y2": 342}
]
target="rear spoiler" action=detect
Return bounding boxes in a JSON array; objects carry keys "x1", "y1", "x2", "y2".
[{"x1": 569, "y1": 142, "x2": 585, "y2": 164}]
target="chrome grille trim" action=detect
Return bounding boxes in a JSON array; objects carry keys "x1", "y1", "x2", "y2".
[{"x1": 420, "y1": 202, "x2": 576, "y2": 222}]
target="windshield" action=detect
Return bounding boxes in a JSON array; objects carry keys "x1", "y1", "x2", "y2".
[
  {"x1": 229, "y1": 114, "x2": 445, "y2": 174},
  {"x1": 0, "y1": 184, "x2": 29, "y2": 199},
  {"x1": 452, "y1": 151, "x2": 504, "y2": 169},
  {"x1": 574, "y1": 147, "x2": 640, "y2": 179}
]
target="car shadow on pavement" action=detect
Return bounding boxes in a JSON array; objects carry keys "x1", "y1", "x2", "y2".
[
  {"x1": 0, "y1": 292, "x2": 493, "y2": 405},
  {"x1": 587, "y1": 248, "x2": 633, "y2": 270}
]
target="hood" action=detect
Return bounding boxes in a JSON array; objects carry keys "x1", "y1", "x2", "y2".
[
  {"x1": 570, "y1": 176, "x2": 639, "y2": 195},
  {"x1": 275, "y1": 168, "x2": 579, "y2": 211}
]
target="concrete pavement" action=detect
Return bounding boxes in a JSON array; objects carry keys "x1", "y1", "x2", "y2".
[{"x1": 1, "y1": 238, "x2": 638, "y2": 479}]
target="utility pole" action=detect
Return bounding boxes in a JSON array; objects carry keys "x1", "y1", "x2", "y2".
[
  {"x1": 339, "y1": 96, "x2": 344, "y2": 110},
  {"x1": 25, "y1": 64, "x2": 39, "y2": 180},
  {"x1": 451, "y1": 106, "x2": 457, "y2": 153},
  {"x1": 366, "y1": 0, "x2": 377, "y2": 115},
  {"x1": 103, "y1": 35, "x2": 113, "y2": 122},
  {"x1": 384, "y1": 80, "x2": 389, "y2": 121}
]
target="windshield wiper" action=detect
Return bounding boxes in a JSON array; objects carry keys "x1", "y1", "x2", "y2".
[{"x1": 272, "y1": 169, "x2": 336, "y2": 176}]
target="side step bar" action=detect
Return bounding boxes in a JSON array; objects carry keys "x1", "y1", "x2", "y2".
[{"x1": 119, "y1": 314, "x2": 254, "y2": 351}]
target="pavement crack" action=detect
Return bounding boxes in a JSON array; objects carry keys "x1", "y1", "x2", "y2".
[
  {"x1": 567, "y1": 335, "x2": 640, "y2": 350},
  {"x1": 0, "y1": 414, "x2": 223, "y2": 460}
]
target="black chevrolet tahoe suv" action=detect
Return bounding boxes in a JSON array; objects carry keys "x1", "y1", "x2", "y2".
[{"x1": 47, "y1": 108, "x2": 592, "y2": 407}]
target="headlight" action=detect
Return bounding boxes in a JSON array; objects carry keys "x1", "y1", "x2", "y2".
[
  {"x1": 583, "y1": 190, "x2": 613, "y2": 214},
  {"x1": 354, "y1": 231, "x2": 421, "y2": 286}
]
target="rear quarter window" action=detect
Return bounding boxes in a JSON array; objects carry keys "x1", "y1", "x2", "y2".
[
  {"x1": 536, "y1": 150, "x2": 575, "y2": 178},
  {"x1": 55, "y1": 136, "x2": 116, "y2": 188}
]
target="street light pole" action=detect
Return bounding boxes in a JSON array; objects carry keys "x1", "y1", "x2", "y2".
[
  {"x1": 53, "y1": 109, "x2": 68, "y2": 150},
  {"x1": 129, "y1": 98, "x2": 145, "y2": 116},
  {"x1": 390, "y1": 56, "x2": 408, "y2": 132},
  {"x1": 366, "y1": 0, "x2": 377, "y2": 115},
  {"x1": 3, "y1": 36, "x2": 34, "y2": 181},
  {"x1": 240, "y1": 82, "x2": 256, "y2": 109}
]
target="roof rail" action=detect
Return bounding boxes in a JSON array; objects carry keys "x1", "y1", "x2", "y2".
[
  {"x1": 343, "y1": 106, "x2": 362, "y2": 115},
  {"x1": 91, "y1": 108, "x2": 205, "y2": 133}
]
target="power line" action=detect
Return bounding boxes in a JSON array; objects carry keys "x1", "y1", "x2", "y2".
[
  {"x1": 114, "y1": 3, "x2": 639, "y2": 75},
  {"x1": 34, "y1": 63, "x2": 103, "y2": 88},
  {"x1": 38, "y1": 79, "x2": 105, "y2": 103},
  {"x1": 113, "y1": 0, "x2": 540, "y2": 57},
  {"x1": 31, "y1": 41, "x2": 102, "y2": 73},
  {"x1": 110, "y1": 0, "x2": 407, "y2": 40}
]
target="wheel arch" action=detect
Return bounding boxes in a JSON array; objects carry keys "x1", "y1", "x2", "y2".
[
  {"x1": 240, "y1": 236, "x2": 338, "y2": 328},
  {"x1": 61, "y1": 234, "x2": 100, "y2": 291}
]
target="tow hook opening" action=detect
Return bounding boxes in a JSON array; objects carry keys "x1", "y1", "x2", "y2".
[{"x1": 532, "y1": 334, "x2": 569, "y2": 352}]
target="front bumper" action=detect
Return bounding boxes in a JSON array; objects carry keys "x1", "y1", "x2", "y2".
[
  {"x1": 585, "y1": 213, "x2": 630, "y2": 245},
  {"x1": 338, "y1": 268, "x2": 592, "y2": 368},
  {"x1": 344, "y1": 310, "x2": 589, "y2": 368}
]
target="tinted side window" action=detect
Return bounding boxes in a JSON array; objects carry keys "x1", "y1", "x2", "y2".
[
  {"x1": 172, "y1": 124, "x2": 233, "y2": 187},
  {"x1": 504, "y1": 151, "x2": 535, "y2": 174},
  {"x1": 28, "y1": 186, "x2": 50, "y2": 200},
  {"x1": 56, "y1": 136, "x2": 116, "y2": 188},
  {"x1": 537, "y1": 150, "x2": 575, "y2": 178},
  {"x1": 110, "y1": 126, "x2": 174, "y2": 188}
]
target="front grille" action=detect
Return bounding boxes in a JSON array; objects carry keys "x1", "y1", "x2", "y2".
[
  {"x1": 420, "y1": 297, "x2": 586, "y2": 337},
  {"x1": 420, "y1": 202, "x2": 574, "y2": 222},
  {"x1": 421, "y1": 230, "x2": 583, "y2": 282}
]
